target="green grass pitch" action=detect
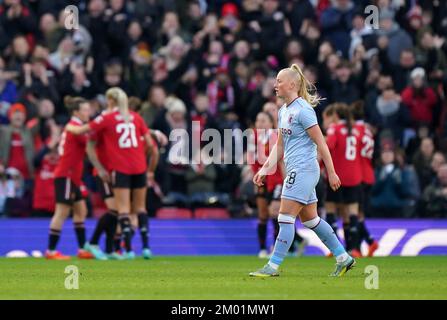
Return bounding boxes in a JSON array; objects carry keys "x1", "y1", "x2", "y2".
[{"x1": 0, "y1": 256, "x2": 446, "y2": 299}]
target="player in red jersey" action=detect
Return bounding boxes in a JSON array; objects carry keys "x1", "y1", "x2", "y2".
[
  {"x1": 45, "y1": 97, "x2": 94, "y2": 260},
  {"x1": 350, "y1": 101, "x2": 379, "y2": 257},
  {"x1": 323, "y1": 103, "x2": 362, "y2": 257},
  {"x1": 66, "y1": 88, "x2": 158, "y2": 259},
  {"x1": 84, "y1": 95, "x2": 167, "y2": 260},
  {"x1": 249, "y1": 112, "x2": 280, "y2": 258},
  {"x1": 262, "y1": 103, "x2": 309, "y2": 256}
]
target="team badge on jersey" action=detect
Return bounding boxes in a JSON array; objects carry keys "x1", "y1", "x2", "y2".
[{"x1": 288, "y1": 115, "x2": 294, "y2": 124}]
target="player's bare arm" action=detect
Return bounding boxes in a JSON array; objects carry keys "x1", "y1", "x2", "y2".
[
  {"x1": 65, "y1": 123, "x2": 91, "y2": 135},
  {"x1": 86, "y1": 140, "x2": 110, "y2": 183}
]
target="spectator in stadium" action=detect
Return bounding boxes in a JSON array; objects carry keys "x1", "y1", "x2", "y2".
[
  {"x1": 249, "y1": 0, "x2": 287, "y2": 60},
  {"x1": 329, "y1": 60, "x2": 360, "y2": 104},
  {"x1": 286, "y1": 0, "x2": 316, "y2": 40},
  {"x1": 386, "y1": 49, "x2": 417, "y2": 94},
  {"x1": 303, "y1": 65, "x2": 328, "y2": 123},
  {"x1": 0, "y1": 103, "x2": 34, "y2": 180},
  {"x1": 431, "y1": 151, "x2": 447, "y2": 176},
  {"x1": 105, "y1": 0, "x2": 130, "y2": 61},
  {"x1": 320, "y1": 0, "x2": 355, "y2": 58},
  {"x1": 48, "y1": 37, "x2": 76, "y2": 74},
  {"x1": 283, "y1": 38, "x2": 304, "y2": 67},
  {"x1": 246, "y1": 74, "x2": 275, "y2": 124},
  {"x1": 59, "y1": 60, "x2": 97, "y2": 104},
  {"x1": 422, "y1": 163, "x2": 447, "y2": 217},
  {"x1": 395, "y1": 147, "x2": 421, "y2": 217},
  {"x1": 156, "y1": 11, "x2": 189, "y2": 49},
  {"x1": 97, "y1": 59, "x2": 127, "y2": 94},
  {"x1": 415, "y1": 30, "x2": 447, "y2": 87},
  {"x1": 0, "y1": 56, "x2": 18, "y2": 124},
  {"x1": 0, "y1": 163, "x2": 15, "y2": 215},
  {"x1": 412, "y1": 137, "x2": 436, "y2": 190},
  {"x1": 6, "y1": 35, "x2": 30, "y2": 75},
  {"x1": 31, "y1": 127, "x2": 60, "y2": 217},
  {"x1": 0, "y1": 166, "x2": 25, "y2": 216},
  {"x1": 140, "y1": 85, "x2": 168, "y2": 128},
  {"x1": 370, "y1": 144, "x2": 415, "y2": 217},
  {"x1": 183, "y1": 0, "x2": 204, "y2": 37},
  {"x1": 153, "y1": 96, "x2": 190, "y2": 197},
  {"x1": 127, "y1": 20, "x2": 152, "y2": 99},
  {"x1": 218, "y1": 2, "x2": 242, "y2": 49},
  {"x1": 0, "y1": 0, "x2": 37, "y2": 44},
  {"x1": 190, "y1": 92, "x2": 218, "y2": 135},
  {"x1": 185, "y1": 149, "x2": 226, "y2": 208},
  {"x1": 401, "y1": 67, "x2": 438, "y2": 128},
  {"x1": 368, "y1": 86, "x2": 411, "y2": 146},
  {"x1": 206, "y1": 67, "x2": 237, "y2": 129},
  {"x1": 364, "y1": 73, "x2": 392, "y2": 120},
  {"x1": 22, "y1": 56, "x2": 59, "y2": 105},
  {"x1": 38, "y1": 13, "x2": 59, "y2": 52},
  {"x1": 349, "y1": 10, "x2": 375, "y2": 60},
  {"x1": 299, "y1": 20, "x2": 322, "y2": 66},
  {"x1": 374, "y1": 8, "x2": 413, "y2": 67},
  {"x1": 26, "y1": 98, "x2": 58, "y2": 150},
  {"x1": 318, "y1": 52, "x2": 340, "y2": 94}
]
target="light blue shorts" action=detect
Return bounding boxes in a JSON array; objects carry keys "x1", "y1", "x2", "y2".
[{"x1": 281, "y1": 169, "x2": 320, "y2": 205}]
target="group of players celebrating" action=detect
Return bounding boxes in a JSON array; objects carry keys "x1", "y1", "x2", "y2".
[
  {"x1": 46, "y1": 87, "x2": 162, "y2": 260},
  {"x1": 252, "y1": 100, "x2": 379, "y2": 259}
]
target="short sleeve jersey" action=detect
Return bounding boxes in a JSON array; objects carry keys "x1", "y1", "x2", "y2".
[
  {"x1": 278, "y1": 97, "x2": 319, "y2": 173},
  {"x1": 54, "y1": 117, "x2": 87, "y2": 186},
  {"x1": 89, "y1": 110, "x2": 149, "y2": 175},
  {"x1": 326, "y1": 121, "x2": 362, "y2": 186},
  {"x1": 354, "y1": 120, "x2": 375, "y2": 185}
]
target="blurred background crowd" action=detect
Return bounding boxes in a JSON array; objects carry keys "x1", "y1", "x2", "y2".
[{"x1": 1, "y1": 0, "x2": 447, "y2": 218}]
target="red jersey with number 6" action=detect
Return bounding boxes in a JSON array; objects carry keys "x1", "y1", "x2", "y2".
[
  {"x1": 326, "y1": 121, "x2": 362, "y2": 186},
  {"x1": 89, "y1": 110, "x2": 149, "y2": 175},
  {"x1": 54, "y1": 117, "x2": 87, "y2": 186},
  {"x1": 354, "y1": 120, "x2": 375, "y2": 185}
]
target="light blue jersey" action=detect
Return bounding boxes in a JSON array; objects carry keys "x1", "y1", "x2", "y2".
[{"x1": 278, "y1": 97, "x2": 320, "y2": 205}]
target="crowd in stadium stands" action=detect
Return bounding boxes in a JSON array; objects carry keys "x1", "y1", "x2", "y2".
[{"x1": 1, "y1": 0, "x2": 447, "y2": 218}]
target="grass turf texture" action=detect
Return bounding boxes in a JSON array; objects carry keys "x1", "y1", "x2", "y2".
[{"x1": 0, "y1": 256, "x2": 446, "y2": 299}]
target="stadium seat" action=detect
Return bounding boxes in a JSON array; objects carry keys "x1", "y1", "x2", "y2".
[
  {"x1": 194, "y1": 208, "x2": 230, "y2": 219},
  {"x1": 156, "y1": 207, "x2": 193, "y2": 219}
]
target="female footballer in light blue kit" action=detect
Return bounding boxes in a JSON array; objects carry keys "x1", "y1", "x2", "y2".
[{"x1": 249, "y1": 64, "x2": 355, "y2": 277}]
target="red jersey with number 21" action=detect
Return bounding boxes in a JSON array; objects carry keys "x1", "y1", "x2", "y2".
[
  {"x1": 326, "y1": 121, "x2": 362, "y2": 187},
  {"x1": 89, "y1": 110, "x2": 149, "y2": 175},
  {"x1": 54, "y1": 117, "x2": 87, "y2": 186}
]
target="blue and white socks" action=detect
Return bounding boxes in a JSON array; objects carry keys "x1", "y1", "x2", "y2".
[
  {"x1": 303, "y1": 216, "x2": 349, "y2": 263},
  {"x1": 268, "y1": 214, "x2": 296, "y2": 270}
]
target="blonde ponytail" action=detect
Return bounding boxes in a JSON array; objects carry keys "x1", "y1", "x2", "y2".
[
  {"x1": 106, "y1": 87, "x2": 130, "y2": 122},
  {"x1": 290, "y1": 64, "x2": 322, "y2": 108}
]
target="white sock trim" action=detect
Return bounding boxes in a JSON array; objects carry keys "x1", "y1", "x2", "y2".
[
  {"x1": 336, "y1": 252, "x2": 349, "y2": 263},
  {"x1": 303, "y1": 216, "x2": 320, "y2": 229},
  {"x1": 268, "y1": 262, "x2": 279, "y2": 270},
  {"x1": 278, "y1": 213, "x2": 296, "y2": 224}
]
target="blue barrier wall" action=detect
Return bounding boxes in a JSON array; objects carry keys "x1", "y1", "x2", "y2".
[{"x1": 1, "y1": 219, "x2": 446, "y2": 256}]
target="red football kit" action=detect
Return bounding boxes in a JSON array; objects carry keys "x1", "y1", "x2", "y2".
[
  {"x1": 250, "y1": 129, "x2": 284, "y2": 192},
  {"x1": 326, "y1": 121, "x2": 362, "y2": 187},
  {"x1": 88, "y1": 110, "x2": 149, "y2": 175},
  {"x1": 54, "y1": 117, "x2": 87, "y2": 186},
  {"x1": 354, "y1": 120, "x2": 375, "y2": 185},
  {"x1": 33, "y1": 152, "x2": 59, "y2": 212}
]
